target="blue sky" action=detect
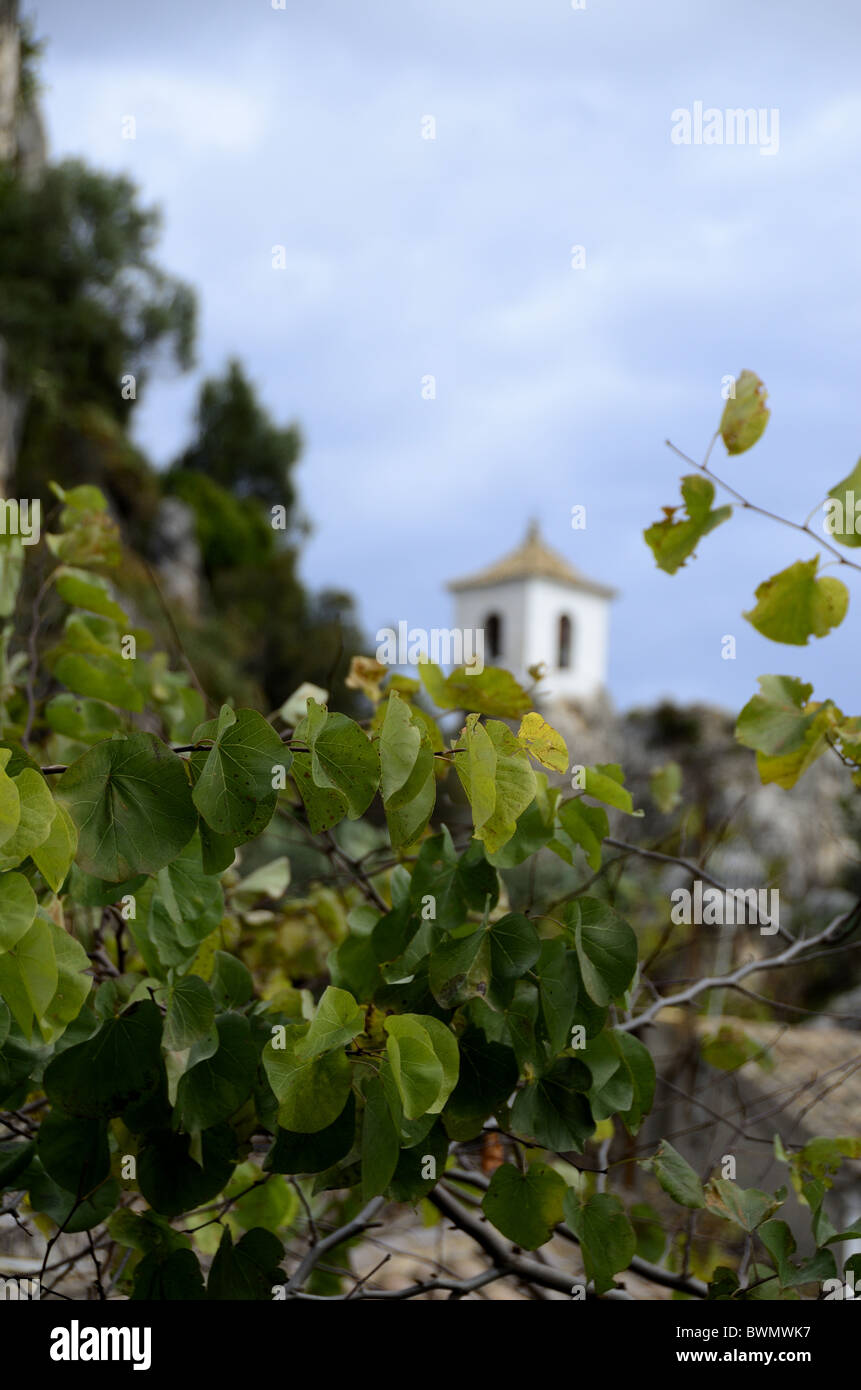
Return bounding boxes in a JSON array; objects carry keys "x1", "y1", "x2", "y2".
[{"x1": 27, "y1": 0, "x2": 861, "y2": 712}]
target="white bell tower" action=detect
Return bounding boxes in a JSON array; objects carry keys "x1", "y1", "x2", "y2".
[{"x1": 448, "y1": 520, "x2": 616, "y2": 704}]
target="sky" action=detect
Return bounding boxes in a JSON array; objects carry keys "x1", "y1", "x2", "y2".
[{"x1": 25, "y1": 0, "x2": 861, "y2": 713}]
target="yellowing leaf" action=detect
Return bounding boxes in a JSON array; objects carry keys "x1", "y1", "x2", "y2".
[
  {"x1": 517, "y1": 712, "x2": 569, "y2": 772},
  {"x1": 744, "y1": 558, "x2": 849, "y2": 646},
  {"x1": 345, "y1": 655, "x2": 388, "y2": 704},
  {"x1": 720, "y1": 370, "x2": 770, "y2": 454}
]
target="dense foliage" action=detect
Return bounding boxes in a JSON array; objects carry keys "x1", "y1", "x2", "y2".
[{"x1": 0, "y1": 376, "x2": 859, "y2": 1300}]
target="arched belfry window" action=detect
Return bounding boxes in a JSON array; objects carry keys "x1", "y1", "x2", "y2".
[
  {"x1": 558, "y1": 614, "x2": 573, "y2": 669},
  {"x1": 485, "y1": 613, "x2": 503, "y2": 661}
]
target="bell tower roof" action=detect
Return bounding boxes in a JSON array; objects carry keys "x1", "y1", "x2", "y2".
[{"x1": 448, "y1": 520, "x2": 616, "y2": 598}]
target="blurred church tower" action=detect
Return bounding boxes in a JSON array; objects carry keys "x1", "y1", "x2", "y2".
[{"x1": 448, "y1": 520, "x2": 616, "y2": 714}]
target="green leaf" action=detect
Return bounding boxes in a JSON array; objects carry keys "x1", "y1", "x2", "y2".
[
  {"x1": 536, "y1": 938, "x2": 580, "y2": 1054},
  {"x1": 44, "y1": 693, "x2": 124, "y2": 744},
  {"x1": 705, "y1": 1178, "x2": 781, "y2": 1232},
  {"x1": 0, "y1": 1139, "x2": 34, "y2": 1190},
  {"x1": 53, "y1": 651, "x2": 144, "y2": 712},
  {"x1": 384, "y1": 1014, "x2": 459, "y2": 1114},
  {"x1": 429, "y1": 928, "x2": 492, "y2": 1010},
  {"x1": 380, "y1": 697, "x2": 436, "y2": 847},
  {"x1": 644, "y1": 1140, "x2": 705, "y2": 1209},
  {"x1": 631, "y1": 1202, "x2": 666, "y2": 1263},
  {"x1": 109, "y1": 1209, "x2": 190, "y2": 1258},
  {"x1": 442, "y1": 1027, "x2": 518, "y2": 1141},
  {"x1": 563, "y1": 899, "x2": 638, "y2": 1007},
  {"x1": 64, "y1": 865, "x2": 147, "y2": 907},
  {"x1": 614, "y1": 1030, "x2": 656, "y2": 1134},
  {"x1": 564, "y1": 1191, "x2": 636, "y2": 1294},
  {"x1": 379, "y1": 692, "x2": 422, "y2": 803},
  {"x1": 131, "y1": 1248, "x2": 206, "y2": 1301},
  {"x1": 582, "y1": 763, "x2": 635, "y2": 814},
  {"x1": 0, "y1": 918, "x2": 57, "y2": 1035},
  {"x1": 175, "y1": 1013, "x2": 257, "y2": 1131},
  {"x1": 266, "y1": 1093, "x2": 356, "y2": 1175},
  {"x1": 410, "y1": 829, "x2": 498, "y2": 931},
  {"x1": 296, "y1": 986, "x2": 364, "y2": 1060},
  {"x1": 328, "y1": 906, "x2": 383, "y2": 1002},
  {"x1": 26, "y1": 1158, "x2": 119, "y2": 1232},
  {"x1": 231, "y1": 856, "x2": 290, "y2": 908},
  {"x1": 454, "y1": 714, "x2": 497, "y2": 831},
  {"x1": 37, "y1": 1108, "x2": 110, "y2": 1195},
  {"x1": 192, "y1": 706, "x2": 288, "y2": 838},
  {"x1": 229, "y1": 1165, "x2": 297, "y2": 1232},
  {"x1": 511, "y1": 1060, "x2": 594, "y2": 1150},
  {"x1": 53, "y1": 566, "x2": 128, "y2": 623},
  {"x1": 744, "y1": 558, "x2": 848, "y2": 645},
  {"x1": 371, "y1": 902, "x2": 419, "y2": 963},
  {"x1": 735, "y1": 675, "x2": 835, "y2": 789},
  {"x1": 38, "y1": 919, "x2": 92, "y2": 1043},
  {"x1": 489, "y1": 913, "x2": 540, "y2": 982},
  {"x1": 421, "y1": 661, "x2": 532, "y2": 719},
  {"x1": 137, "y1": 1124, "x2": 236, "y2": 1218},
  {"x1": 488, "y1": 793, "x2": 557, "y2": 868},
  {"x1": 44, "y1": 1001, "x2": 165, "y2": 1118},
  {"x1": 389, "y1": 1119, "x2": 448, "y2": 1202},
  {"x1": 210, "y1": 951, "x2": 253, "y2": 1009},
  {"x1": 644, "y1": 475, "x2": 731, "y2": 574},
  {"x1": 31, "y1": 803, "x2": 77, "y2": 892},
  {"x1": 0, "y1": 871, "x2": 37, "y2": 950},
  {"x1": 455, "y1": 717, "x2": 537, "y2": 855},
  {"x1": 0, "y1": 750, "x2": 21, "y2": 848},
  {"x1": 304, "y1": 700, "x2": 379, "y2": 819},
  {"x1": 291, "y1": 749, "x2": 348, "y2": 833},
  {"x1": 736, "y1": 675, "x2": 820, "y2": 755},
  {"x1": 0, "y1": 770, "x2": 56, "y2": 870},
  {"x1": 163, "y1": 975, "x2": 216, "y2": 1051},
  {"x1": 445, "y1": 666, "x2": 533, "y2": 719},
  {"x1": 0, "y1": 534, "x2": 24, "y2": 619},
  {"x1": 361, "y1": 1074, "x2": 400, "y2": 1201},
  {"x1": 385, "y1": 1031, "x2": 444, "y2": 1120},
  {"x1": 56, "y1": 733, "x2": 198, "y2": 881},
  {"x1": 720, "y1": 370, "x2": 770, "y2": 454},
  {"x1": 481, "y1": 1161, "x2": 567, "y2": 1249},
  {"x1": 207, "y1": 1227, "x2": 284, "y2": 1301},
  {"x1": 552, "y1": 799, "x2": 608, "y2": 871},
  {"x1": 137, "y1": 836, "x2": 225, "y2": 973},
  {"x1": 263, "y1": 1025, "x2": 353, "y2": 1133}
]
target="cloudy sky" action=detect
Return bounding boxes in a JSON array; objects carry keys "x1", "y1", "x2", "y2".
[{"x1": 26, "y1": 0, "x2": 861, "y2": 712}]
